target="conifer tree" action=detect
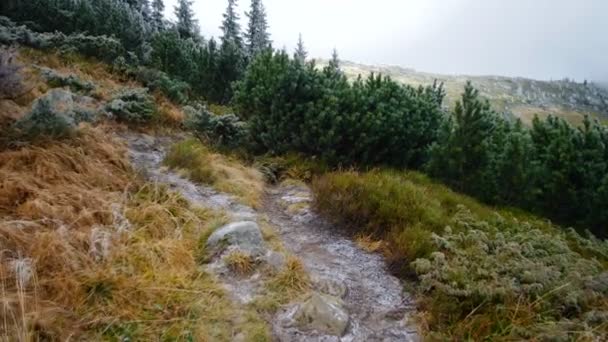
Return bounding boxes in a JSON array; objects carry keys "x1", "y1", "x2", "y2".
[
  {"x1": 329, "y1": 48, "x2": 340, "y2": 70},
  {"x1": 151, "y1": 0, "x2": 165, "y2": 31},
  {"x1": 220, "y1": 0, "x2": 243, "y2": 48},
  {"x1": 294, "y1": 33, "x2": 307, "y2": 63},
  {"x1": 245, "y1": 0, "x2": 271, "y2": 58},
  {"x1": 215, "y1": 0, "x2": 245, "y2": 103},
  {"x1": 175, "y1": 0, "x2": 199, "y2": 39}
]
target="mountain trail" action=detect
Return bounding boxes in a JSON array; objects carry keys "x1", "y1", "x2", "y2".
[{"x1": 123, "y1": 132, "x2": 419, "y2": 342}]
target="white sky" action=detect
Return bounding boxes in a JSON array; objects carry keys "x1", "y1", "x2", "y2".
[{"x1": 163, "y1": 0, "x2": 608, "y2": 82}]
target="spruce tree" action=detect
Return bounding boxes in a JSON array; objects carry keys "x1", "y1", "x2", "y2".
[
  {"x1": 245, "y1": 0, "x2": 271, "y2": 58},
  {"x1": 151, "y1": 0, "x2": 165, "y2": 31},
  {"x1": 175, "y1": 0, "x2": 199, "y2": 39},
  {"x1": 216, "y1": 0, "x2": 245, "y2": 103},
  {"x1": 220, "y1": 0, "x2": 243, "y2": 48},
  {"x1": 329, "y1": 48, "x2": 340, "y2": 70},
  {"x1": 294, "y1": 33, "x2": 307, "y2": 63}
]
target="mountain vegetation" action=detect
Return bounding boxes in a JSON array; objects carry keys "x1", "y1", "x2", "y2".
[{"x1": 1, "y1": 0, "x2": 607, "y2": 340}]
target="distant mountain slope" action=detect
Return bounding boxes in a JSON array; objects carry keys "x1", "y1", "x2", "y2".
[{"x1": 319, "y1": 60, "x2": 608, "y2": 125}]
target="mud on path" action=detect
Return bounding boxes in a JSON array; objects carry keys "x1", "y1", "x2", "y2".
[{"x1": 123, "y1": 133, "x2": 419, "y2": 342}]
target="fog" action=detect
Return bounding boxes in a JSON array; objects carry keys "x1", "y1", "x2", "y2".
[{"x1": 163, "y1": 0, "x2": 607, "y2": 82}]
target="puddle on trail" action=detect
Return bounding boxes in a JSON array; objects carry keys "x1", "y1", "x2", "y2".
[{"x1": 123, "y1": 133, "x2": 419, "y2": 342}]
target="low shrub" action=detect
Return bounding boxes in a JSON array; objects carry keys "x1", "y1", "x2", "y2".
[
  {"x1": 312, "y1": 169, "x2": 608, "y2": 340},
  {"x1": 0, "y1": 16, "x2": 124, "y2": 62},
  {"x1": 11, "y1": 89, "x2": 98, "y2": 141},
  {"x1": 105, "y1": 87, "x2": 156, "y2": 124},
  {"x1": 38, "y1": 66, "x2": 95, "y2": 93},
  {"x1": 132, "y1": 67, "x2": 190, "y2": 104},
  {"x1": 185, "y1": 104, "x2": 248, "y2": 149}
]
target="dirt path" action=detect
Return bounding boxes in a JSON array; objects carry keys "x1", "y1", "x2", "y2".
[{"x1": 124, "y1": 133, "x2": 419, "y2": 342}]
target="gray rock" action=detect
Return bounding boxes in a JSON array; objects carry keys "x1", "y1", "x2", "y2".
[
  {"x1": 206, "y1": 221, "x2": 267, "y2": 257},
  {"x1": 264, "y1": 250, "x2": 286, "y2": 270},
  {"x1": 293, "y1": 292, "x2": 350, "y2": 336},
  {"x1": 313, "y1": 277, "x2": 348, "y2": 299}
]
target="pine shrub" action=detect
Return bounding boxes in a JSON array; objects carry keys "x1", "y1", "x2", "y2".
[
  {"x1": 184, "y1": 104, "x2": 247, "y2": 148},
  {"x1": 105, "y1": 88, "x2": 156, "y2": 124}
]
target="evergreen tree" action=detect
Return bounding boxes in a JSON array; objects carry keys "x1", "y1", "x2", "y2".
[
  {"x1": 151, "y1": 0, "x2": 165, "y2": 31},
  {"x1": 294, "y1": 33, "x2": 307, "y2": 63},
  {"x1": 220, "y1": 0, "x2": 243, "y2": 48},
  {"x1": 174, "y1": 0, "x2": 199, "y2": 39},
  {"x1": 427, "y1": 82, "x2": 498, "y2": 191},
  {"x1": 216, "y1": 0, "x2": 245, "y2": 103},
  {"x1": 329, "y1": 48, "x2": 340, "y2": 70},
  {"x1": 245, "y1": 0, "x2": 271, "y2": 58}
]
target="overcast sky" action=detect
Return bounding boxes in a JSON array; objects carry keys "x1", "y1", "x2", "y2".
[{"x1": 163, "y1": 0, "x2": 607, "y2": 82}]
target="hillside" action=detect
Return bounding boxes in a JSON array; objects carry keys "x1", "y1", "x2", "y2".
[
  {"x1": 319, "y1": 59, "x2": 608, "y2": 125},
  {"x1": 2, "y1": 1, "x2": 608, "y2": 341}
]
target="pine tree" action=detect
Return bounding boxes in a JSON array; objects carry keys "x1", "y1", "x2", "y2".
[
  {"x1": 427, "y1": 82, "x2": 498, "y2": 191},
  {"x1": 215, "y1": 0, "x2": 245, "y2": 103},
  {"x1": 220, "y1": 0, "x2": 243, "y2": 48},
  {"x1": 245, "y1": 0, "x2": 271, "y2": 58},
  {"x1": 175, "y1": 0, "x2": 199, "y2": 39},
  {"x1": 329, "y1": 48, "x2": 340, "y2": 70},
  {"x1": 151, "y1": 0, "x2": 165, "y2": 31},
  {"x1": 294, "y1": 33, "x2": 307, "y2": 63}
]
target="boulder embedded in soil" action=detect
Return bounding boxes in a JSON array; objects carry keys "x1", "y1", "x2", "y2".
[
  {"x1": 293, "y1": 292, "x2": 350, "y2": 336},
  {"x1": 206, "y1": 221, "x2": 267, "y2": 258}
]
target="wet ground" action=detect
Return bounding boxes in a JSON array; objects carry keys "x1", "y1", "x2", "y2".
[{"x1": 124, "y1": 133, "x2": 419, "y2": 342}]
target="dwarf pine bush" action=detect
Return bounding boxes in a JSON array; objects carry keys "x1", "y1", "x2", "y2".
[
  {"x1": 0, "y1": 16, "x2": 124, "y2": 62},
  {"x1": 185, "y1": 104, "x2": 248, "y2": 148},
  {"x1": 39, "y1": 67, "x2": 95, "y2": 93},
  {"x1": 106, "y1": 88, "x2": 156, "y2": 124},
  {"x1": 412, "y1": 207, "x2": 608, "y2": 340},
  {"x1": 233, "y1": 50, "x2": 446, "y2": 167}
]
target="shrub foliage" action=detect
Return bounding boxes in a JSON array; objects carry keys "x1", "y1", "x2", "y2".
[{"x1": 233, "y1": 50, "x2": 446, "y2": 167}]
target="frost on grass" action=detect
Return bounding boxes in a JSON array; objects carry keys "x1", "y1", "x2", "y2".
[{"x1": 412, "y1": 206, "x2": 608, "y2": 340}]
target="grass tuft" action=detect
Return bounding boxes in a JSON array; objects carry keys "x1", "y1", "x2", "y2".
[
  {"x1": 164, "y1": 139, "x2": 265, "y2": 208},
  {"x1": 224, "y1": 251, "x2": 256, "y2": 275}
]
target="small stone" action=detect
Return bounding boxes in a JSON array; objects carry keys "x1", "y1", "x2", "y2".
[
  {"x1": 293, "y1": 292, "x2": 350, "y2": 336},
  {"x1": 264, "y1": 250, "x2": 286, "y2": 270},
  {"x1": 313, "y1": 277, "x2": 348, "y2": 298},
  {"x1": 206, "y1": 221, "x2": 267, "y2": 258}
]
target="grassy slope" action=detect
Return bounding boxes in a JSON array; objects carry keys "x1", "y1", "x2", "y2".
[
  {"x1": 319, "y1": 60, "x2": 608, "y2": 126},
  {"x1": 313, "y1": 169, "x2": 608, "y2": 340},
  {"x1": 0, "y1": 50, "x2": 278, "y2": 340}
]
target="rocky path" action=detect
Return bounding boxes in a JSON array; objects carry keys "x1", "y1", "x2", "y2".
[{"x1": 124, "y1": 133, "x2": 419, "y2": 342}]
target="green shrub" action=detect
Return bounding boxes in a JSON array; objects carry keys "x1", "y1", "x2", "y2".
[
  {"x1": 312, "y1": 168, "x2": 608, "y2": 340},
  {"x1": 0, "y1": 16, "x2": 124, "y2": 62},
  {"x1": 132, "y1": 67, "x2": 190, "y2": 104},
  {"x1": 413, "y1": 208, "x2": 608, "y2": 340},
  {"x1": 184, "y1": 104, "x2": 247, "y2": 149},
  {"x1": 233, "y1": 50, "x2": 446, "y2": 167},
  {"x1": 39, "y1": 67, "x2": 95, "y2": 93},
  {"x1": 11, "y1": 90, "x2": 84, "y2": 140},
  {"x1": 105, "y1": 88, "x2": 156, "y2": 124}
]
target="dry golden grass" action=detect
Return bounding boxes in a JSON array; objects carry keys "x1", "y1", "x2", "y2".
[
  {"x1": 224, "y1": 251, "x2": 256, "y2": 276},
  {"x1": 165, "y1": 139, "x2": 265, "y2": 208},
  {"x1": 16, "y1": 48, "x2": 186, "y2": 129},
  {"x1": 355, "y1": 234, "x2": 385, "y2": 253},
  {"x1": 0, "y1": 125, "x2": 271, "y2": 340}
]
